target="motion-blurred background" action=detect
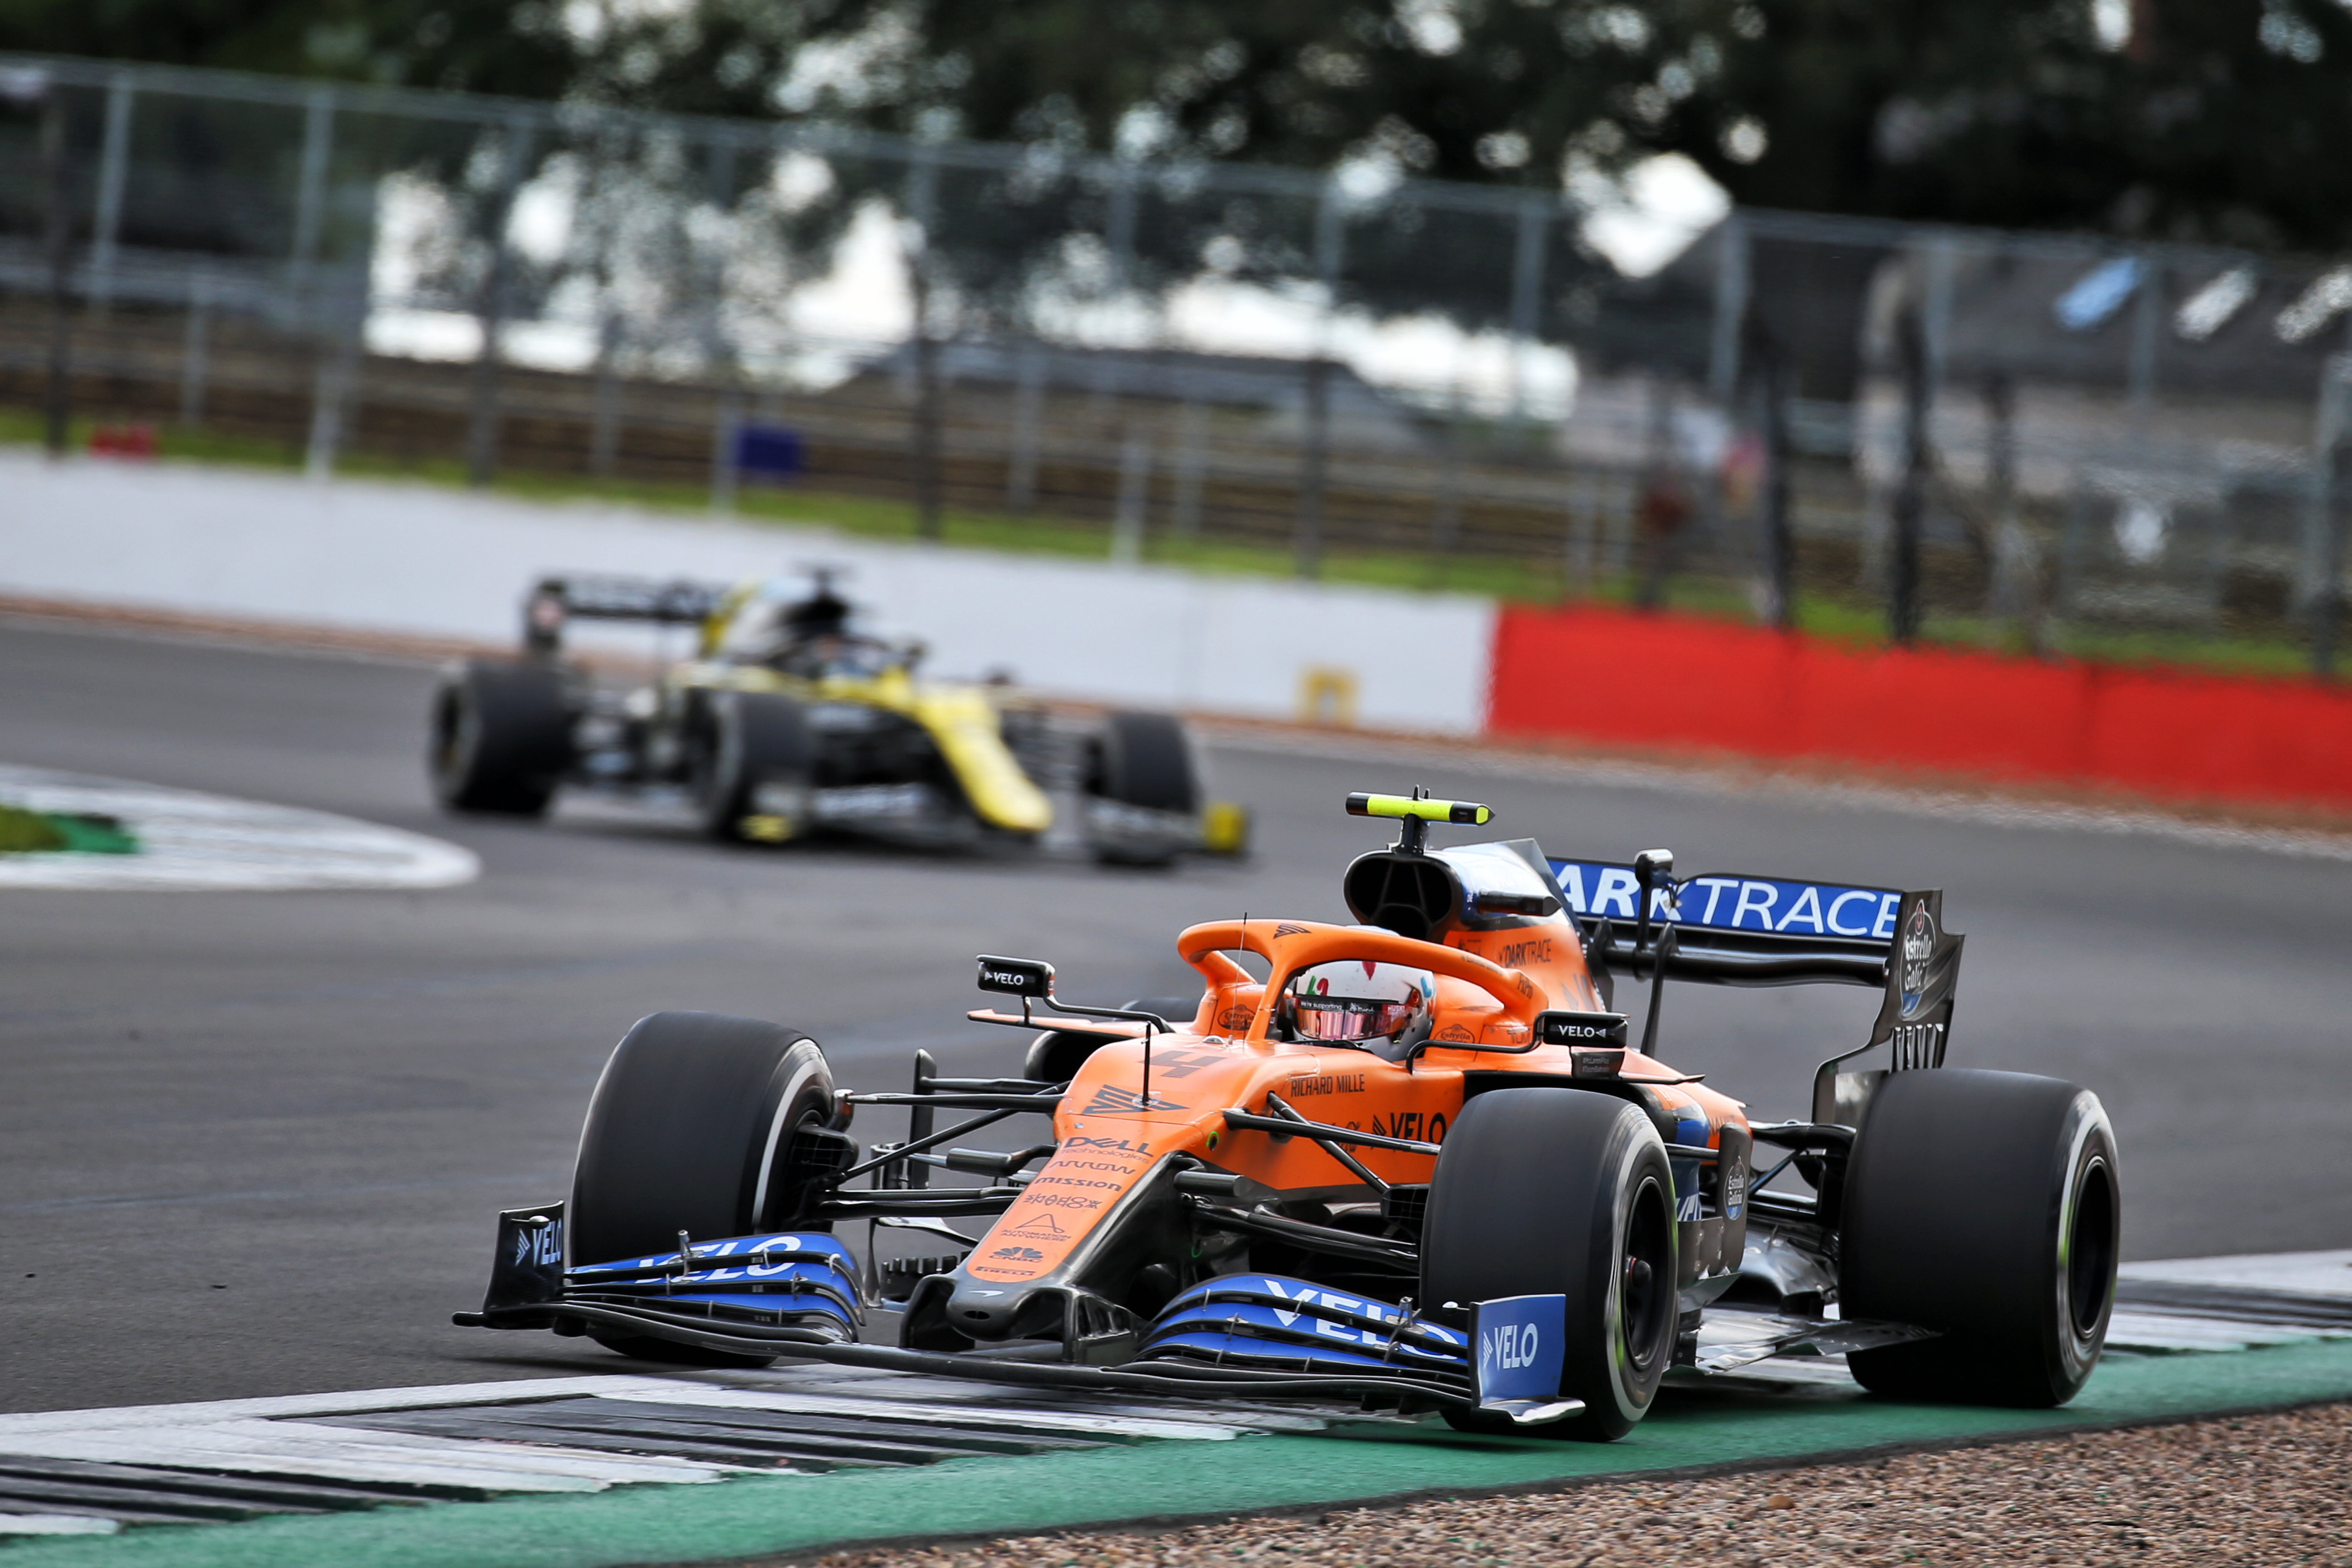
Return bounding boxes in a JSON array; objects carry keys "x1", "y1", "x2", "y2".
[{"x1": 5, "y1": 1, "x2": 2352, "y2": 673}]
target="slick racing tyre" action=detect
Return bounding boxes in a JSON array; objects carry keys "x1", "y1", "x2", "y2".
[
  {"x1": 1083, "y1": 711, "x2": 1201, "y2": 867},
  {"x1": 1421, "y1": 1088, "x2": 1677, "y2": 1441},
  {"x1": 1840, "y1": 1068, "x2": 2120, "y2": 1407},
  {"x1": 688, "y1": 691, "x2": 815, "y2": 843},
  {"x1": 1090, "y1": 711, "x2": 1200, "y2": 813},
  {"x1": 430, "y1": 660, "x2": 574, "y2": 817},
  {"x1": 569, "y1": 1012, "x2": 843, "y2": 1366}
]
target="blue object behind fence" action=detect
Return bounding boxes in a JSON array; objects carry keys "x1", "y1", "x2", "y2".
[{"x1": 734, "y1": 424, "x2": 805, "y2": 480}]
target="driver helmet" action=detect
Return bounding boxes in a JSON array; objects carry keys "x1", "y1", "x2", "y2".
[{"x1": 1280, "y1": 960, "x2": 1437, "y2": 1056}]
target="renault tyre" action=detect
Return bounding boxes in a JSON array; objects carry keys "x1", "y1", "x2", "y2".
[
  {"x1": 1421, "y1": 1088, "x2": 1678, "y2": 1441},
  {"x1": 430, "y1": 659, "x2": 574, "y2": 816},
  {"x1": 1840, "y1": 1068, "x2": 2120, "y2": 1406},
  {"x1": 688, "y1": 691, "x2": 816, "y2": 843},
  {"x1": 1084, "y1": 710, "x2": 1202, "y2": 867},
  {"x1": 568, "y1": 1011, "x2": 844, "y2": 1366}
]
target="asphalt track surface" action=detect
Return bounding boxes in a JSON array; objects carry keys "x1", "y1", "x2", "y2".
[{"x1": 3, "y1": 615, "x2": 2350, "y2": 1418}]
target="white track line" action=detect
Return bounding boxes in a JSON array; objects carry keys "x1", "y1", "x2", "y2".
[
  {"x1": 607, "y1": 1386, "x2": 1257, "y2": 1441},
  {"x1": 0, "y1": 1420, "x2": 731, "y2": 1491},
  {"x1": 2121, "y1": 1248, "x2": 2352, "y2": 1297},
  {"x1": 0, "y1": 1514, "x2": 120, "y2": 1536},
  {"x1": 0, "y1": 1376, "x2": 680, "y2": 1438},
  {"x1": 0, "y1": 764, "x2": 478, "y2": 890}
]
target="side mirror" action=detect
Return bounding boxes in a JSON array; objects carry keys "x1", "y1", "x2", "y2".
[
  {"x1": 976, "y1": 955, "x2": 1054, "y2": 1000},
  {"x1": 1536, "y1": 1009, "x2": 1630, "y2": 1080},
  {"x1": 1534, "y1": 1009, "x2": 1628, "y2": 1048}
]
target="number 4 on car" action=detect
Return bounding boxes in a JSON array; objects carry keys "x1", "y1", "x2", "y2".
[{"x1": 456, "y1": 790, "x2": 2120, "y2": 1439}]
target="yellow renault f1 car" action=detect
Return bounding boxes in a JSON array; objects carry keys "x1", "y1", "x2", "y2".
[
  {"x1": 430, "y1": 573, "x2": 1247, "y2": 865},
  {"x1": 458, "y1": 792, "x2": 2121, "y2": 1438}
]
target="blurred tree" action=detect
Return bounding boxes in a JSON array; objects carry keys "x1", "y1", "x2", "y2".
[
  {"x1": 1661, "y1": 0, "x2": 2352, "y2": 251},
  {"x1": 0, "y1": 0, "x2": 578, "y2": 98},
  {"x1": 15, "y1": 0, "x2": 2352, "y2": 249},
  {"x1": 571, "y1": 0, "x2": 2352, "y2": 246}
]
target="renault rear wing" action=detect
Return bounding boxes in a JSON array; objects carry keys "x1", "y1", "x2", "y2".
[{"x1": 521, "y1": 574, "x2": 733, "y2": 652}]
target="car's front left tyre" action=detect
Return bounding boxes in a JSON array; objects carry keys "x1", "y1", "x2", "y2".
[
  {"x1": 1420, "y1": 1088, "x2": 1678, "y2": 1441},
  {"x1": 687, "y1": 691, "x2": 815, "y2": 843}
]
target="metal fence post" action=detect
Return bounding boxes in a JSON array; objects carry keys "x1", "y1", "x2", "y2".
[
  {"x1": 89, "y1": 72, "x2": 132, "y2": 316},
  {"x1": 1170, "y1": 395, "x2": 1205, "y2": 540},
  {"x1": 1425, "y1": 381, "x2": 1464, "y2": 584},
  {"x1": 1297, "y1": 357, "x2": 1331, "y2": 578},
  {"x1": 1507, "y1": 196, "x2": 1547, "y2": 434},
  {"x1": 1564, "y1": 475, "x2": 1598, "y2": 596},
  {"x1": 306, "y1": 326, "x2": 356, "y2": 480},
  {"x1": 1296, "y1": 183, "x2": 1344, "y2": 578},
  {"x1": 1006, "y1": 339, "x2": 1042, "y2": 512},
  {"x1": 589, "y1": 314, "x2": 623, "y2": 479},
  {"x1": 2127, "y1": 250, "x2": 2161, "y2": 454},
  {"x1": 1889, "y1": 304, "x2": 1930, "y2": 643},
  {"x1": 1757, "y1": 343, "x2": 1795, "y2": 628},
  {"x1": 1111, "y1": 426, "x2": 1149, "y2": 564},
  {"x1": 1706, "y1": 213, "x2": 1748, "y2": 410},
  {"x1": 178, "y1": 274, "x2": 211, "y2": 426},
  {"x1": 41, "y1": 79, "x2": 71, "y2": 458},
  {"x1": 465, "y1": 114, "x2": 530, "y2": 490},
  {"x1": 289, "y1": 84, "x2": 335, "y2": 305},
  {"x1": 2311, "y1": 354, "x2": 2352, "y2": 677},
  {"x1": 710, "y1": 389, "x2": 741, "y2": 514},
  {"x1": 905, "y1": 144, "x2": 942, "y2": 540}
]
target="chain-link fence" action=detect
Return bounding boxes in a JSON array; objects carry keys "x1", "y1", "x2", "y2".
[{"x1": 3, "y1": 53, "x2": 2349, "y2": 672}]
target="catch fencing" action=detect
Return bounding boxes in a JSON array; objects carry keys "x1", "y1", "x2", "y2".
[{"x1": 2, "y1": 53, "x2": 2350, "y2": 673}]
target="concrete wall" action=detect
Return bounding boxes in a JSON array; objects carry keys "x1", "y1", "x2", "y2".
[{"x1": 0, "y1": 454, "x2": 1495, "y2": 735}]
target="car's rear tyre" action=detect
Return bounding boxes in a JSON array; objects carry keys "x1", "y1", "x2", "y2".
[
  {"x1": 430, "y1": 660, "x2": 573, "y2": 816},
  {"x1": 1840, "y1": 1068, "x2": 2120, "y2": 1407},
  {"x1": 1421, "y1": 1088, "x2": 1678, "y2": 1441},
  {"x1": 688, "y1": 691, "x2": 815, "y2": 843},
  {"x1": 568, "y1": 1011, "x2": 841, "y2": 1367}
]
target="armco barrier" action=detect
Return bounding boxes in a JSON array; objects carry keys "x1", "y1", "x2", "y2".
[
  {"x1": 1487, "y1": 603, "x2": 2352, "y2": 813},
  {"x1": 0, "y1": 454, "x2": 1493, "y2": 735}
]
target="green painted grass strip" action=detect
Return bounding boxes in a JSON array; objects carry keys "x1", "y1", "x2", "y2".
[
  {"x1": 0, "y1": 805, "x2": 139, "y2": 857},
  {"x1": 10, "y1": 1340, "x2": 2352, "y2": 1568}
]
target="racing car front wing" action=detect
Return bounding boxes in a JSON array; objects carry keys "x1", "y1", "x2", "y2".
[{"x1": 456, "y1": 1205, "x2": 1928, "y2": 1420}]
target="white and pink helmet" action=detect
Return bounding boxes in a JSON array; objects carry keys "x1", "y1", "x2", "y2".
[{"x1": 1279, "y1": 959, "x2": 1437, "y2": 1054}]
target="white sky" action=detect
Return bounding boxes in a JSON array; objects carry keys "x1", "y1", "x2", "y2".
[{"x1": 367, "y1": 152, "x2": 1730, "y2": 421}]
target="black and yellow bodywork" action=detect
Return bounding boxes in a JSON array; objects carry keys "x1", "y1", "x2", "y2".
[{"x1": 430, "y1": 572, "x2": 1249, "y2": 863}]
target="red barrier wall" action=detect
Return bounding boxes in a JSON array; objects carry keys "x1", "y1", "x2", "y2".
[{"x1": 1485, "y1": 604, "x2": 2352, "y2": 812}]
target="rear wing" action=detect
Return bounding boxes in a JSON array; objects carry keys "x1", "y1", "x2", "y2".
[
  {"x1": 1546, "y1": 859, "x2": 1964, "y2": 1104},
  {"x1": 1548, "y1": 860, "x2": 1905, "y2": 989},
  {"x1": 522, "y1": 574, "x2": 733, "y2": 652}
]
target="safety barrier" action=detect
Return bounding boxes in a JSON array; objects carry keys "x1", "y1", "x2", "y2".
[
  {"x1": 1487, "y1": 603, "x2": 2352, "y2": 813},
  {"x1": 0, "y1": 453, "x2": 1494, "y2": 736}
]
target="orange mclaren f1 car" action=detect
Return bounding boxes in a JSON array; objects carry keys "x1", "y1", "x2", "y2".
[{"x1": 459, "y1": 793, "x2": 2122, "y2": 1438}]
